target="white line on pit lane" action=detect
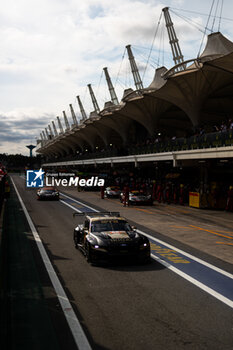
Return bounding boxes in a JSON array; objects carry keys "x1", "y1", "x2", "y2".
[
  {"x1": 137, "y1": 229, "x2": 233, "y2": 280},
  {"x1": 150, "y1": 252, "x2": 233, "y2": 308},
  {"x1": 60, "y1": 199, "x2": 83, "y2": 213},
  {"x1": 11, "y1": 178, "x2": 92, "y2": 350},
  {"x1": 60, "y1": 192, "x2": 99, "y2": 212},
  {"x1": 59, "y1": 191, "x2": 233, "y2": 309}
]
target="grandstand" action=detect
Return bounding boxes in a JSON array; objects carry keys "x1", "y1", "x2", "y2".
[{"x1": 37, "y1": 30, "x2": 233, "y2": 161}]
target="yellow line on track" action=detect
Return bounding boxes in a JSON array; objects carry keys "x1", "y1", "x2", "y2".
[
  {"x1": 170, "y1": 225, "x2": 233, "y2": 236},
  {"x1": 216, "y1": 242, "x2": 233, "y2": 246},
  {"x1": 215, "y1": 231, "x2": 233, "y2": 236},
  {"x1": 134, "y1": 208, "x2": 155, "y2": 214},
  {"x1": 190, "y1": 225, "x2": 233, "y2": 240},
  {"x1": 163, "y1": 206, "x2": 189, "y2": 214},
  {"x1": 104, "y1": 198, "x2": 189, "y2": 216},
  {"x1": 170, "y1": 225, "x2": 194, "y2": 229},
  {"x1": 103, "y1": 198, "x2": 159, "y2": 214}
]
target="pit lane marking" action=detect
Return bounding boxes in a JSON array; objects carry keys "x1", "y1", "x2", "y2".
[
  {"x1": 170, "y1": 225, "x2": 194, "y2": 229},
  {"x1": 150, "y1": 251, "x2": 233, "y2": 309},
  {"x1": 60, "y1": 193, "x2": 98, "y2": 212},
  {"x1": 171, "y1": 225, "x2": 233, "y2": 233},
  {"x1": 215, "y1": 230, "x2": 233, "y2": 235},
  {"x1": 150, "y1": 243, "x2": 190, "y2": 264},
  {"x1": 60, "y1": 200, "x2": 83, "y2": 213},
  {"x1": 190, "y1": 225, "x2": 233, "y2": 240},
  {"x1": 134, "y1": 208, "x2": 155, "y2": 214},
  {"x1": 102, "y1": 197, "x2": 176, "y2": 216},
  {"x1": 170, "y1": 225, "x2": 233, "y2": 240},
  {"x1": 163, "y1": 205, "x2": 189, "y2": 214},
  {"x1": 69, "y1": 202, "x2": 83, "y2": 208},
  {"x1": 216, "y1": 242, "x2": 233, "y2": 246}
]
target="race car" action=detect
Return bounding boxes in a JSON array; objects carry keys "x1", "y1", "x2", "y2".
[
  {"x1": 120, "y1": 190, "x2": 153, "y2": 205},
  {"x1": 104, "y1": 186, "x2": 121, "y2": 198},
  {"x1": 37, "y1": 186, "x2": 60, "y2": 200},
  {"x1": 73, "y1": 212, "x2": 150, "y2": 264}
]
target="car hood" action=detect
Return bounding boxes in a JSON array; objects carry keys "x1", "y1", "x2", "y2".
[
  {"x1": 39, "y1": 192, "x2": 56, "y2": 196},
  {"x1": 94, "y1": 230, "x2": 137, "y2": 240},
  {"x1": 130, "y1": 195, "x2": 148, "y2": 200}
]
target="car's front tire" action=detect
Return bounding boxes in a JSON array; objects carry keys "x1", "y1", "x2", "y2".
[
  {"x1": 74, "y1": 230, "x2": 79, "y2": 249},
  {"x1": 85, "y1": 243, "x2": 93, "y2": 263}
]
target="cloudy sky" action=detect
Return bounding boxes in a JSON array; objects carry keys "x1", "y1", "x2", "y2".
[{"x1": 1, "y1": 0, "x2": 233, "y2": 155}]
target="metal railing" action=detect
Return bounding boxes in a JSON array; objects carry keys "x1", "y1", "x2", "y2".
[
  {"x1": 128, "y1": 130, "x2": 233, "y2": 155},
  {"x1": 49, "y1": 130, "x2": 233, "y2": 163}
]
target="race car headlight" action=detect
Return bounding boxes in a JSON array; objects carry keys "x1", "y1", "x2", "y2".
[
  {"x1": 93, "y1": 244, "x2": 107, "y2": 252},
  {"x1": 140, "y1": 242, "x2": 149, "y2": 250}
]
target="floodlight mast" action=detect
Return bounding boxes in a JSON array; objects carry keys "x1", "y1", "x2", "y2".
[
  {"x1": 57, "y1": 116, "x2": 64, "y2": 134},
  {"x1": 45, "y1": 128, "x2": 49, "y2": 139},
  {"x1": 42, "y1": 131, "x2": 47, "y2": 140},
  {"x1": 126, "y1": 45, "x2": 143, "y2": 90},
  {"x1": 76, "y1": 96, "x2": 87, "y2": 121},
  {"x1": 69, "y1": 104, "x2": 78, "y2": 126},
  {"x1": 48, "y1": 124, "x2": 54, "y2": 138},
  {"x1": 162, "y1": 7, "x2": 186, "y2": 70},
  {"x1": 103, "y1": 67, "x2": 119, "y2": 105},
  {"x1": 52, "y1": 121, "x2": 58, "y2": 137},
  {"x1": 63, "y1": 111, "x2": 70, "y2": 131},
  {"x1": 87, "y1": 84, "x2": 100, "y2": 113}
]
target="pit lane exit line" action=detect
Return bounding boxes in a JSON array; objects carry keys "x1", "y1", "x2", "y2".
[{"x1": 60, "y1": 192, "x2": 233, "y2": 309}]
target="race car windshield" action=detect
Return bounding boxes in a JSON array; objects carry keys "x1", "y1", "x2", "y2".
[
  {"x1": 91, "y1": 220, "x2": 132, "y2": 232},
  {"x1": 40, "y1": 190, "x2": 56, "y2": 194}
]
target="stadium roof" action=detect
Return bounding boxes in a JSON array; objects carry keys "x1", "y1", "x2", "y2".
[{"x1": 37, "y1": 31, "x2": 233, "y2": 157}]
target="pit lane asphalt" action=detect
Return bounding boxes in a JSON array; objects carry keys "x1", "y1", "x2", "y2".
[{"x1": 13, "y1": 175, "x2": 233, "y2": 350}]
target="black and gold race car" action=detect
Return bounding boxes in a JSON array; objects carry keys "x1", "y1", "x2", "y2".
[
  {"x1": 37, "y1": 186, "x2": 60, "y2": 200},
  {"x1": 73, "y1": 212, "x2": 150, "y2": 264}
]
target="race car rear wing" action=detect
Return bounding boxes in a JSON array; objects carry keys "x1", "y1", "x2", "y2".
[{"x1": 73, "y1": 211, "x2": 120, "y2": 218}]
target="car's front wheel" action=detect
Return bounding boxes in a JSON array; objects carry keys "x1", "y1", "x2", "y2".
[
  {"x1": 85, "y1": 243, "x2": 93, "y2": 263},
  {"x1": 74, "y1": 230, "x2": 79, "y2": 249}
]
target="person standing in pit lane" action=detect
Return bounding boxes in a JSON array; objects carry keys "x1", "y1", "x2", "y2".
[
  {"x1": 123, "y1": 183, "x2": 130, "y2": 207},
  {"x1": 179, "y1": 184, "x2": 184, "y2": 205},
  {"x1": 5, "y1": 180, "x2": 10, "y2": 199},
  {"x1": 225, "y1": 186, "x2": 233, "y2": 211},
  {"x1": 165, "y1": 182, "x2": 171, "y2": 204},
  {"x1": 152, "y1": 181, "x2": 157, "y2": 201},
  {"x1": 156, "y1": 182, "x2": 163, "y2": 203},
  {"x1": 100, "y1": 185, "x2": 105, "y2": 199}
]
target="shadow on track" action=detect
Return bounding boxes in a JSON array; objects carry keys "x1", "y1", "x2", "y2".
[{"x1": 91, "y1": 258, "x2": 166, "y2": 272}]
